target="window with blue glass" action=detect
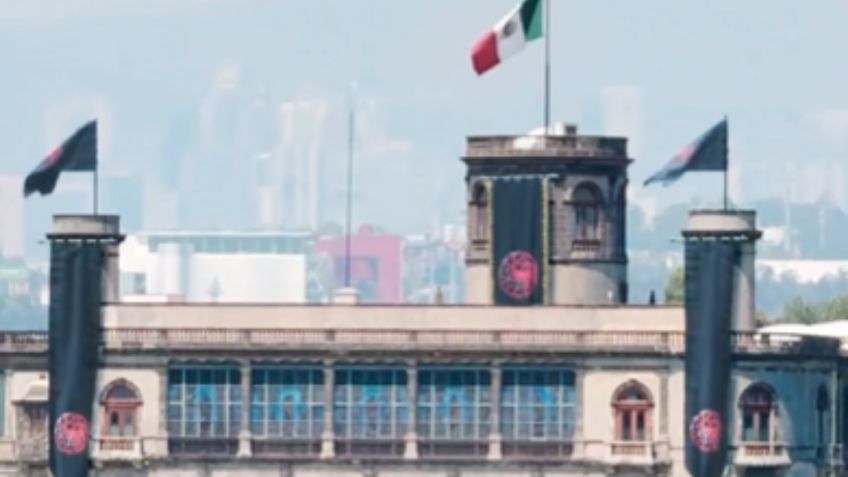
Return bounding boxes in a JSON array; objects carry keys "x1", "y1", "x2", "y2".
[
  {"x1": 417, "y1": 368, "x2": 491, "y2": 440},
  {"x1": 166, "y1": 366, "x2": 241, "y2": 439},
  {"x1": 250, "y1": 367, "x2": 324, "y2": 439},
  {"x1": 333, "y1": 368, "x2": 408, "y2": 439},
  {"x1": 501, "y1": 368, "x2": 576, "y2": 440}
]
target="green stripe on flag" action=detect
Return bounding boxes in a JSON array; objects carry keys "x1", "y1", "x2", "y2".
[{"x1": 520, "y1": 0, "x2": 543, "y2": 40}]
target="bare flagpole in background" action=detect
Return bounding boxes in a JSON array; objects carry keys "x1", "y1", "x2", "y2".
[
  {"x1": 93, "y1": 161, "x2": 99, "y2": 215},
  {"x1": 724, "y1": 115, "x2": 729, "y2": 211},
  {"x1": 543, "y1": 0, "x2": 551, "y2": 136},
  {"x1": 344, "y1": 83, "x2": 357, "y2": 288},
  {"x1": 93, "y1": 121, "x2": 99, "y2": 215}
]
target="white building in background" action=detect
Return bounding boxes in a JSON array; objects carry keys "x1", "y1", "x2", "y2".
[
  {"x1": 0, "y1": 175, "x2": 23, "y2": 258},
  {"x1": 756, "y1": 259, "x2": 848, "y2": 284},
  {"x1": 119, "y1": 230, "x2": 315, "y2": 303}
]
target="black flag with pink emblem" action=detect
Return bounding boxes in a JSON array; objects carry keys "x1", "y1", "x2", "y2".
[
  {"x1": 24, "y1": 120, "x2": 97, "y2": 197},
  {"x1": 49, "y1": 240, "x2": 103, "y2": 477},
  {"x1": 644, "y1": 119, "x2": 727, "y2": 187},
  {"x1": 491, "y1": 177, "x2": 547, "y2": 305},
  {"x1": 684, "y1": 240, "x2": 736, "y2": 477}
]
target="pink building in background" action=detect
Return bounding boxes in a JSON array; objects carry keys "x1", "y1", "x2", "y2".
[{"x1": 313, "y1": 225, "x2": 402, "y2": 303}]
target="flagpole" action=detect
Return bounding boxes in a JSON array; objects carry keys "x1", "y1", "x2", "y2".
[
  {"x1": 543, "y1": 0, "x2": 551, "y2": 136},
  {"x1": 344, "y1": 84, "x2": 357, "y2": 288},
  {"x1": 93, "y1": 120, "x2": 99, "y2": 216},
  {"x1": 723, "y1": 115, "x2": 729, "y2": 211},
  {"x1": 93, "y1": 164, "x2": 98, "y2": 215}
]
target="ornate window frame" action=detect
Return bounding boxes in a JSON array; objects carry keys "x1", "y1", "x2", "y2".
[
  {"x1": 100, "y1": 379, "x2": 143, "y2": 438},
  {"x1": 611, "y1": 380, "x2": 653, "y2": 442}
]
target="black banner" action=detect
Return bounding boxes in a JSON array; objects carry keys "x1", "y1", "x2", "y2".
[
  {"x1": 491, "y1": 177, "x2": 547, "y2": 305},
  {"x1": 24, "y1": 120, "x2": 97, "y2": 197},
  {"x1": 684, "y1": 240, "x2": 736, "y2": 477},
  {"x1": 49, "y1": 242, "x2": 103, "y2": 477}
]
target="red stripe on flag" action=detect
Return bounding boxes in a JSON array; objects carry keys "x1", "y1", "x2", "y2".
[{"x1": 471, "y1": 30, "x2": 499, "y2": 75}]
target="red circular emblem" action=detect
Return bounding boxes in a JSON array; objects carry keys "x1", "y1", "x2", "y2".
[
  {"x1": 54, "y1": 412, "x2": 89, "y2": 456},
  {"x1": 45, "y1": 145, "x2": 64, "y2": 166},
  {"x1": 689, "y1": 409, "x2": 722, "y2": 453},
  {"x1": 497, "y1": 251, "x2": 539, "y2": 300}
]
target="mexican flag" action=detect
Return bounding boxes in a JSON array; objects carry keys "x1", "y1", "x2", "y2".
[{"x1": 471, "y1": 0, "x2": 543, "y2": 75}]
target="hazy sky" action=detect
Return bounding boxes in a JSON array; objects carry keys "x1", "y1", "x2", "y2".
[{"x1": 2, "y1": 0, "x2": 847, "y2": 245}]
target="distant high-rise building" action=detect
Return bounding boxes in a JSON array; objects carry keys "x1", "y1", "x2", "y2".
[
  {"x1": 602, "y1": 86, "x2": 642, "y2": 159},
  {"x1": 181, "y1": 64, "x2": 254, "y2": 229},
  {"x1": 249, "y1": 87, "x2": 278, "y2": 229},
  {"x1": 277, "y1": 97, "x2": 329, "y2": 231},
  {"x1": 0, "y1": 175, "x2": 24, "y2": 258}
]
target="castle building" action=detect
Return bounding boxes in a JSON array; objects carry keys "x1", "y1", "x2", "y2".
[{"x1": 0, "y1": 126, "x2": 843, "y2": 477}]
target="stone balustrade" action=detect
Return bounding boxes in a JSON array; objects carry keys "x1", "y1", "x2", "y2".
[{"x1": 0, "y1": 330, "x2": 841, "y2": 357}]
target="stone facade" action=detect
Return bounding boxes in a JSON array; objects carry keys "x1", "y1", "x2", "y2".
[
  {"x1": 462, "y1": 128, "x2": 629, "y2": 305},
  {"x1": 0, "y1": 306, "x2": 843, "y2": 477}
]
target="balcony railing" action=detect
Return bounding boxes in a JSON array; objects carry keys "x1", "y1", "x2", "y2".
[
  {"x1": 0, "y1": 329, "x2": 840, "y2": 357},
  {"x1": 610, "y1": 442, "x2": 650, "y2": 456},
  {"x1": 0, "y1": 331, "x2": 48, "y2": 352},
  {"x1": 734, "y1": 442, "x2": 791, "y2": 467},
  {"x1": 102, "y1": 328, "x2": 686, "y2": 354},
  {"x1": 93, "y1": 436, "x2": 143, "y2": 461},
  {"x1": 571, "y1": 239, "x2": 602, "y2": 253},
  {"x1": 98, "y1": 437, "x2": 135, "y2": 452}
]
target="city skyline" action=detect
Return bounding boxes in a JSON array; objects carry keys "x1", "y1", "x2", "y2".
[{"x1": 1, "y1": 0, "x2": 847, "y2": 255}]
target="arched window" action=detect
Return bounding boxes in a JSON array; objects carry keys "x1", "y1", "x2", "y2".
[
  {"x1": 470, "y1": 182, "x2": 489, "y2": 241},
  {"x1": 101, "y1": 379, "x2": 142, "y2": 437},
  {"x1": 612, "y1": 381, "x2": 653, "y2": 441},
  {"x1": 739, "y1": 384, "x2": 775, "y2": 443},
  {"x1": 817, "y1": 384, "x2": 830, "y2": 457},
  {"x1": 572, "y1": 183, "x2": 602, "y2": 241}
]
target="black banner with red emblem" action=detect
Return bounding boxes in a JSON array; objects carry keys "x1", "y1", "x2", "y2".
[
  {"x1": 24, "y1": 120, "x2": 97, "y2": 197},
  {"x1": 684, "y1": 240, "x2": 736, "y2": 477},
  {"x1": 491, "y1": 177, "x2": 547, "y2": 305},
  {"x1": 49, "y1": 241, "x2": 103, "y2": 477}
]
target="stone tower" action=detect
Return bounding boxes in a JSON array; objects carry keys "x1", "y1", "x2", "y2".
[
  {"x1": 463, "y1": 123, "x2": 630, "y2": 305},
  {"x1": 49, "y1": 215, "x2": 123, "y2": 303},
  {"x1": 683, "y1": 210, "x2": 761, "y2": 331}
]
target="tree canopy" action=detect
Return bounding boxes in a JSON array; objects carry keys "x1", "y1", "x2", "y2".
[
  {"x1": 664, "y1": 267, "x2": 684, "y2": 305},
  {"x1": 778, "y1": 295, "x2": 848, "y2": 324}
]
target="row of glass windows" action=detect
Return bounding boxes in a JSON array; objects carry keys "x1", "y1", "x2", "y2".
[{"x1": 166, "y1": 366, "x2": 577, "y2": 442}]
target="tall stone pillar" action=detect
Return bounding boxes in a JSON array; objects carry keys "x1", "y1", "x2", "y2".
[
  {"x1": 237, "y1": 360, "x2": 251, "y2": 457},
  {"x1": 321, "y1": 360, "x2": 335, "y2": 459},
  {"x1": 488, "y1": 365, "x2": 502, "y2": 460},
  {"x1": 404, "y1": 364, "x2": 418, "y2": 459}
]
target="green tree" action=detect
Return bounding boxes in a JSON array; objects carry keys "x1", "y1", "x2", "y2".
[
  {"x1": 664, "y1": 267, "x2": 684, "y2": 305},
  {"x1": 779, "y1": 297, "x2": 823, "y2": 324},
  {"x1": 821, "y1": 295, "x2": 848, "y2": 322}
]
